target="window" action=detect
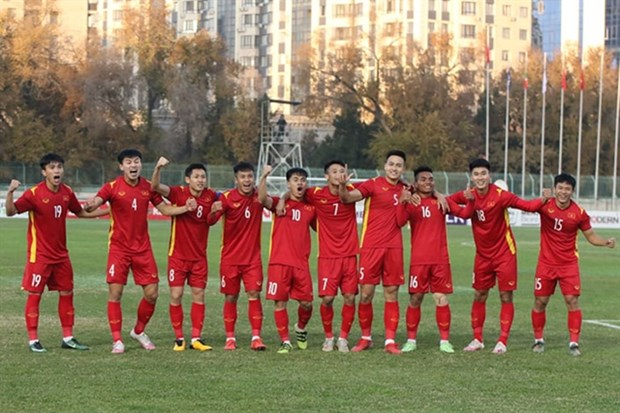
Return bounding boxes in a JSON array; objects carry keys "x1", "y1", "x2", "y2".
[
  {"x1": 502, "y1": 27, "x2": 510, "y2": 39},
  {"x1": 442, "y1": 23, "x2": 448, "y2": 33},
  {"x1": 442, "y1": 0, "x2": 449, "y2": 13},
  {"x1": 485, "y1": 2, "x2": 493, "y2": 15},
  {"x1": 334, "y1": 4, "x2": 345, "y2": 17},
  {"x1": 461, "y1": 24, "x2": 475, "y2": 38},
  {"x1": 459, "y1": 47, "x2": 475, "y2": 65},
  {"x1": 502, "y1": 4, "x2": 511, "y2": 16},
  {"x1": 519, "y1": 29, "x2": 527, "y2": 41},
  {"x1": 462, "y1": 1, "x2": 476, "y2": 15},
  {"x1": 387, "y1": 0, "x2": 393, "y2": 12},
  {"x1": 429, "y1": 0, "x2": 436, "y2": 11},
  {"x1": 241, "y1": 35, "x2": 254, "y2": 48},
  {"x1": 185, "y1": 1, "x2": 194, "y2": 12},
  {"x1": 49, "y1": 11, "x2": 59, "y2": 25},
  {"x1": 429, "y1": 22, "x2": 435, "y2": 32},
  {"x1": 244, "y1": 14, "x2": 253, "y2": 26},
  {"x1": 518, "y1": 52, "x2": 526, "y2": 63},
  {"x1": 520, "y1": 6, "x2": 528, "y2": 18},
  {"x1": 113, "y1": 10, "x2": 123, "y2": 21},
  {"x1": 184, "y1": 20, "x2": 194, "y2": 32},
  {"x1": 501, "y1": 50, "x2": 509, "y2": 61}
]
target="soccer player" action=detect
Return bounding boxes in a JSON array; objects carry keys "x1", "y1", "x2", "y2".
[
  {"x1": 277, "y1": 160, "x2": 359, "y2": 352},
  {"x1": 84, "y1": 149, "x2": 193, "y2": 354},
  {"x1": 449, "y1": 158, "x2": 550, "y2": 354},
  {"x1": 530, "y1": 173, "x2": 615, "y2": 356},
  {"x1": 258, "y1": 165, "x2": 316, "y2": 354},
  {"x1": 151, "y1": 157, "x2": 217, "y2": 352},
  {"x1": 208, "y1": 162, "x2": 266, "y2": 351},
  {"x1": 396, "y1": 166, "x2": 473, "y2": 354},
  {"x1": 338, "y1": 150, "x2": 408, "y2": 354},
  {"x1": 5, "y1": 153, "x2": 104, "y2": 352}
]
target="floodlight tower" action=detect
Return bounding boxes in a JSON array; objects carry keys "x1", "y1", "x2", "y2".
[{"x1": 257, "y1": 97, "x2": 303, "y2": 193}]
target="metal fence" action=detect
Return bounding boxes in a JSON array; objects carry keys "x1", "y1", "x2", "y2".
[{"x1": 0, "y1": 161, "x2": 618, "y2": 200}]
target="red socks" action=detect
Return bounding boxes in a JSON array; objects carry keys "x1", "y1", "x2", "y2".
[
  {"x1": 190, "y1": 302, "x2": 205, "y2": 339},
  {"x1": 498, "y1": 302, "x2": 515, "y2": 345},
  {"x1": 320, "y1": 304, "x2": 334, "y2": 338},
  {"x1": 58, "y1": 294, "x2": 75, "y2": 338},
  {"x1": 384, "y1": 301, "x2": 399, "y2": 341},
  {"x1": 406, "y1": 305, "x2": 421, "y2": 340},
  {"x1": 25, "y1": 294, "x2": 42, "y2": 341},
  {"x1": 274, "y1": 308, "x2": 289, "y2": 342},
  {"x1": 169, "y1": 304, "x2": 184, "y2": 339},
  {"x1": 223, "y1": 301, "x2": 237, "y2": 338},
  {"x1": 568, "y1": 309, "x2": 582, "y2": 343},
  {"x1": 358, "y1": 302, "x2": 373, "y2": 337},
  {"x1": 297, "y1": 305, "x2": 312, "y2": 330},
  {"x1": 436, "y1": 304, "x2": 451, "y2": 341},
  {"x1": 107, "y1": 301, "x2": 122, "y2": 342},
  {"x1": 134, "y1": 298, "x2": 155, "y2": 335},
  {"x1": 471, "y1": 301, "x2": 486, "y2": 342},
  {"x1": 340, "y1": 303, "x2": 355, "y2": 339},
  {"x1": 248, "y1": 298, "x2": 263, "y2": 337},
  {"x1": 531, "y1": 309, "x2": 546, "y2": 340}
]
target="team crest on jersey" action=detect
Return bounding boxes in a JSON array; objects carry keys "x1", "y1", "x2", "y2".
[
  {"x1": 119, "y1": 191, "x2": 126, "y2": 197},
  {"x1": 548, "y1": 208, "x2": 555, "y2": 214},
  {"x1": 63, "y1": 196, "x2": 70, "y2": 201},
  {"x1": 431, "y1": 200, "x2": 437, "y2": 205},
  {"x1": 233, "y1": 202, "x2": 241, "y2": 208},
  {"x1": 320, "y1": 199, "x2": 328, "y2": 203},
  {"x1": 42, "y1": 198, "x2": 50, "y2": 204},
  {"x1": 141, "y1": 190, "x2": 149, "y2": 196},
  {"x1": 304, "y1": 205, "x2": 313, "y2": 211},
  {"x1": 487, "y1": 201, "x2": 496, "y2": 207},
  {"x1": 568, "y1": 212, "x2": 576, "y2": 219},
  {"x1": 382, "y1": 187, "x2": 389, "y2": 191}
]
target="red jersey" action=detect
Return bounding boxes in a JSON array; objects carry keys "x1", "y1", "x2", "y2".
[
  {"x1": 14, "y1": 182, "x2": 82, "y2": 263},
  {"x1": 215, "y1": 188, "x2": 264, "y2": 266},
  {"x1": 96, "y1": 176, "x2": 164, "y2": 254},
  {"x1": 536, "y1": 199, "x2": 592, "y2": 266},
  {"x1": 267, "y1": 197, "x2": 316, "y2": 270},
  {"x1": 166, "y1": 185, "x2": 217, "y2": 260},
  {"x1": 357, "y1": 176, "x2": 404, "y2": 250},
  {"x1": 396, "y1": 197, "x2": 449, "y2": 265},
  {"x1": 305, "y1": 185, "x2": 358, "y2": 258},
  {"x1": 449, "y1": 184, "x2": 542, "y2": 260}
]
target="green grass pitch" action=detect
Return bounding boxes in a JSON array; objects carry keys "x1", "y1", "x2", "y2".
[{"x1": 0, "y1": 218, "x2": 619, "y2": 412}]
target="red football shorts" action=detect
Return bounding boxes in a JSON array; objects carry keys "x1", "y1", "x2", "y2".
[
  {"x1": 408, "y1": 264, "x2": 453, "y2": 294},
  {"x1": 167, "y1": 256, "x2": 208, "y2": 289},
  {"x1": 219, "y1": 262, "x2": 264, "y2": 295},
  {"x1": 266, "y1": 264, "x2": 313, "y2": 302},
  {"x1": 317, "y1": 256, "x2": 358, "y2": 297},
  {"x1": 472, "y1": 253, "x2": 517, "y2": 291},
  {"x1": 534, "y1": 263, "x2": 581, "y2": 297},
  {"x1": 22, "y1": 259, "x2": 74, "y2": 293},
  {"x1": 358, "y1": 248, "x2": 404, "y2": 286},
  {"x1": 106, "y1": 248, "x2": 159, "y2": 286}
]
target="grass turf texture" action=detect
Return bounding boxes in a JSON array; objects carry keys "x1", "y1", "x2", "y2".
[{"x1": 0, "y1": 218, "x2": 618, "y2": 412}]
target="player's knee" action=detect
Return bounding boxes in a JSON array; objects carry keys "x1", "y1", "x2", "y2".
[
  {"x1": 432, "y1": 293, "x2": 447, "y2": 306},
  {"x1": 321, "y1": 296, "x2": 335, "y2": 306}
]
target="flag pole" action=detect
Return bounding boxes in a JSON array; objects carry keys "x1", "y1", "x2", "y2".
[
  {"x1": 558, "y1": 57, "x2": 566, "y2": 173},
  {"x1": 576, "y1": 63, "x2": 584, "y2": 199},
  {"x1": 504, "y1": 66, "x2": 511, "y2": 183},
  {"x1": 540, "y1": 52, "x2": 547, "y2": 193},
  {"x1": 612, "y1": 61, "x2": 619, "y2": 209},
  {"x1": 521, "y1": 55, "x2": 529, "y2": 198},
  {"x1": 485, "y1": 25, "x2": 490, "y2": 160},
  {"x1": 594, "y1": 51, "x2": 604, "y2": 199}
]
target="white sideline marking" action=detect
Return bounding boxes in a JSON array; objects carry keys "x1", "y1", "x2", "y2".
[{"x1": 583, "y1": 320, "x2": 620, "y2": 330}]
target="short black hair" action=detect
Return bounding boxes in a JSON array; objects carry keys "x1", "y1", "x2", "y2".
[
  {"x1": 184, "y1": 163, "x2": 206, "y2": 178},
  {"x1": 414, "y1": 165, "x2": 433, "y2": 180},
  {"x1": 286, "y1": 167, "x2": 308, "y2": 181},
  {"x1": 324, "y1": 160, "x2": 345, "y2": 173},
  {"x1": 233, "y1": 162, "x2": 255, "y2": 174},
  {"x1": 386, "y1": 150, "x2": 406, "y2": 163},
  {"x1": 554, "y1": 173, "x2": 576, "y2": 189},
  {"x1": 117, "y1": 148, "x2": 142, "y2": 164},
  {"x1": 469, "y1": 158, "x2": 491, "y2": 172},
  {"x1": 39, "y1": 153, "x2": 64, "y2": 169}
]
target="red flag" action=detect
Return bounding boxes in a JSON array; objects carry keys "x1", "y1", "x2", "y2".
[
  {"x1": 561, "y1": 69, "x2": 567, "y2": 90},
  {"x1": 579, "y1": 69, "x2": 585, "y2": 90},
  {"x1": 523, "y1": 73, "x2": 529, "y2": 90},
  {"x1": 485, "y1": 45, "x2": 490, "y2": 64}
]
